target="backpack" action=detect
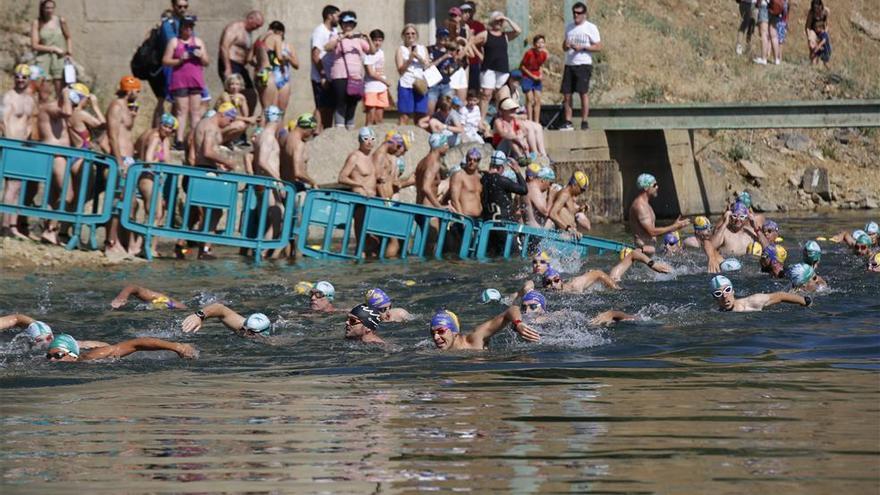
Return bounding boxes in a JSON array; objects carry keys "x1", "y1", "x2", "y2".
[
  {"x1": 130, "y1": 25, "x2": 164, "y2": 80},
  {"x1": 768, "y1": 0, "x2": 784, "y2": 17}
]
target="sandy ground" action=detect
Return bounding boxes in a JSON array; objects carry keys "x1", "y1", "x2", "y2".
[{"x1": 0, "y1": 236, "x2": 146, "y2": 270}]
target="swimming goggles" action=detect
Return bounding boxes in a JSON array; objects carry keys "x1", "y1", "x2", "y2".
[
  {"x1": 712, "y1": 286, "x2": 733, "y2": 298},
  {"x1": 46, "y1": 351, "x2": 68, "y2": 360},
  {"x1": 520, "y1": 303, "x2": 541, "y2": 312}
]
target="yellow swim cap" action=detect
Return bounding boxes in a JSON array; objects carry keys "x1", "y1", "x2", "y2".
[
  {"x1": 775, "y1": 245, "x2": 788, "y2": 263},
  {"x1": 403, "y1": 279, "x2": 416, "y2": 287},
  {"x1": 816, "y1": 236, "x2": 828, "y2": 241},
  {"x1": 294, "y1": 281, "x2": 313, "y2": 295},
  {"x1": 872, "y1": 252, "x2": 880, "y2": 265},
  {"x1": 70, "y1": 82, "x2": 90, "y2": 96},
  {"x1": 619, "y1": 247, "x2": 634, "y2": 260},
  {"x1": 533, "y1": 250, "x2": 551, "y2": 262},
  {"x1": 747, "y1": 241, "x2": 763, "y2": 256},
  {"x1": 217, "y1": 102, "x2": 238, "y2": 117},
  {"x1": 775, "y1": 236, "x2": 784, "y2": 243},
  {"x1": 694, "y1": 216, "x2": 711, "y2": 231},
  {"x1": 150, "y1": 296, "x2": 171, "y2": 309},
  {"x1": 13, "y1": 64, "x2": 31, "y2": 77},
  {"x1": 570, "y1": 171, "x2": 589, "y2": 189}
]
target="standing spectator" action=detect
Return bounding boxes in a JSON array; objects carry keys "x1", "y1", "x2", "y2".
[
  {"x1": 805, "y1": 0, "x2": 830, "y2": 63},
  {"x1": 31, "y1": 0, "x2": 72, "y2": 99},
  {"x1": 809, "y1": 17, "x2": 831, "y2": 67},
  {"x1": 1, "y1": 66, "x2": 37, "y2": 239},
  {"x1": 754, "y1": 0, "x2": 782, "y2": 65},
  {"x1": 395, "y1": 24, "x2": 429, "y2": 125},
  {"x1": 253, "y1": 21, "x2": 298, "y2": 113},
  {"x1": 151, "y1": 0, "x2": 190, "y2": 127},
  {"x1": 310, "y1": 5, "x2": 340, "y2": 132},
  {"x1": 460, "y1": 2, "x2": 485, "y2": 91},
  {"x1": 776, "y1": 1, "x2": 789, "y2": 59},
  {"x1": 560, "y1": 2, "x2": 602, "y2": 130},
  {"x1": 735, "y1": 1, "x2": 757, "y2": 56},
  {"x1": 217, "y1": 10, "x2": 263, "y2": 115},
  {"x1": 427, "y1": 28, "x2": 457, "y2": 116},
  {"x1": 324, "y1": 11, "x2": 373, "y2": 130},
  {"x1": 469, "y1": 11, "x2": 522, "y2": 118},
  {"x1": 519, "y1": 34, "x2": 548, "y2": 123},
  {"x1": 449, "y1": 39, "x2": 472, "y2": 101},
  {"x1": 363, "y1": 30, "x2": 390, "y2": 126},
  {"x1": 162, "y1": 15, "x2": 209, "y2": 147}
]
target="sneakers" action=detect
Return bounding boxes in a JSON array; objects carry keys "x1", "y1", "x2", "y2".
[
  {"x1": 558, "y1": 121, "x2": 574, "y2": 131},
  {"x1": 736, "y1": 44, "x2": 744, "y2": 55},
  {"x1": 753, "y1": 57, "x2": 767, "y2": 65},
  {"x1": 774, "y1": 58, "x2": 781, "y2": 65},
  {"x1": 580, "y1": 121, "x2": 590, "y2": 130}
]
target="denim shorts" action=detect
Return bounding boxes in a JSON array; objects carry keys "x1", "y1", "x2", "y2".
[{"x1": 427, "y1": 82, "x2": 453, "y2": 102}]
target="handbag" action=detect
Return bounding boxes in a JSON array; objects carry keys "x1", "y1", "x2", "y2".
[
  {"x1": 412, "y1": 77, "x2": 428, "y2": 96},
  {"x1": 342, "y1": 39, "x2": 364, "y2": 97}
]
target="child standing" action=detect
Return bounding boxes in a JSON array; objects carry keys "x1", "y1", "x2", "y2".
[
  {"x1": 519, "y1": 35, "x2": 548, "y2": 123},
  {"x1": 810, "y1": 23, "x2": 831, "y2": 68},
  {"x1": 363, "y1": 29, "x2": 390, "y2": 125}
]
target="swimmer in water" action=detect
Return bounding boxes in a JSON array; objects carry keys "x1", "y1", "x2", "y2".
[
  {"x1": 662, "y1": 231, "x2": 683, "y2": 255},
  {"x1": 309, "y1": 281, "x2": 337, "y2": 312},
  {"x1": 627, "y1": 173, "x2": 690, "y2": 255},
  {"x1": 110, "y1": 285, "x2": 187, "y2": 309},
  {"x1": 868, "y1": 252, "x2": 880, "y2": 273},
  {"x1": 531, "y1": 250, "x2": 551, "y2": 275},
  {"x1": 45, "y1": 334, "x2": 196, "y2": 362},
  {"x1": 344, "y1": 304, "x2": 385, "y2": 344},
  {"x1": 364, "y1": 288, "x2": 413, "y2": 322},
  {"x1": 831, "y1": 222, "x2": 878, "y2": 248},
  {"x1": 759, "y1": 244, "x2": 787, "y2": 279},
  {"x1": 538, "y1": 250, "x2": 672, "y2": 294},
  {"x1": 518, "y1": 290, "x2": 635, "y2": 326},
  {"x1": 787, "y1": 263, "x2": 827, "y2": 292},
  {"x1": 1, "y1": 315, "x2": 107, "y2": 350},
  {"x1": 181, "y1": 304, "x2": 274, "y2": 342},
  {"x1": 753, "y1": 219, "x2": 782, "y2": 248},
  {"x1": 430, "y1": 307, "x2": 540, "y2": 350},
  {"x1": 710, "y1": 275, "x2": 811, "y2": 313},
  {"x1": 711, "y1": 202, "x2": 759, "y2": 256},
  {"x1": 803, "y1": 240, "x2": 822, "y2": 269},
  {"x1": 853, "y1": 234, "x2": 873, "y2": 257}
]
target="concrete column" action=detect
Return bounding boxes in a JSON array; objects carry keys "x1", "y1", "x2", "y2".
[{"x1": 505, "y1": 0, "x2": 529, "y2": 69}]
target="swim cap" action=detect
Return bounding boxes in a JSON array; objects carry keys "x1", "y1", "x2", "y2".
[
  {"x1": 365, "y1": 288, "x2": 391, "y2": 308},
  {"x1": 693, "y1": 216, "x2": 712, "y2": 232},
  {"x1": 502, "y1": 166, "x2": 517, "y2": 181},
  {"x1": 866, "y1": 221, "x2": 879, "y2": 235},
  {"x1": 48, "y1": 334, "x2": 79, "y2": 358},
  {"x1": 852, "y1": 229, "x2": 867, "y2": 241},
  {"x1": 431, "y1": 309, "x2": 460, "y2": 333},
  {"x1": 358, "y1": 126, "x2": 375, "y2": 142},
  {"x1": 295, "y1": 112, "x2": 317, "y2": 129},
  {"x1": 542, "y1": 266, "x2": 561, "y2": 285},
  {"x1": 731, "y1": 202, "x2": 749, "y2": 217},
  {"x1": 383, "y1": 130, "x2": 404, "y2": 148},
  {"x1": 203, "y1": 109, "x2": 217, "y2": 119},
  {"x1": 569, "y1": 171, "x2": 589, "y2": 189},
  {"x1": 160, "y1": 113, "x2": 179, "y2": 130},
  {"x1": 24, "y1": 321, "x2": 53, "y2": 342},
  {"x1": 244, "y1": 313, "x2": 271, "y2": 334},
  {"x1": 533, "y1": 250, "x2": 551, "y2": 262},
  {"x1": 663, "y1": 231, "x2": 680, "y2": 245},
  {"x1": 428, "y1": 132, "x2": 448, "y2": 149},
  {"x1": 490, "y1": 150, "x2": 507, "y2": 167},
  {"x1": 118, "y1": 75, "x2": 142, "y2": 92},
  {"x1": 13, "y1": 64, "x2": 31, "y2": 76},
  {"x1": 69, "y1": 83, "x2": 90, "y2": 104},
  {"x1": 217, "y1": 102, "x2": 238, "y2": 119},
  {"x1": 264, "y1": 105, "x2": 283, "y2": 123},
  {"x1": 447, "y1": 163, "x2": 462, "y2": 176},
  {"x1": 856, "y1": 234, "x2": 872, "y2": 246},
  {"x1": 619, "y1": 247, "x2": 634, "y2": 260},
  {"x1": 150, "y1": 296, "x2": 173, "y2": 310},
  {"x1": 537, "y1": 166, "x2": 556, "y2": 181},
  {"x1": 521, "y1": 290, "x2": 546, "y2": 311},
  {"x1": 762, "y1": 244, "x2": 788, "y2": 264},
  {"x1": 466, "y1": 147, "x2": 482, "y2": 160},
  {"x1": 738, "y1": 191, "x2": 752, "y2": 208},
  {"x1": 294, "y1": 281, "x2": 313, "y2": 295},
  {"x1": 526, "y1": 163, "x2": 542, "y2": 178},
  {"x1": 481, "y1": 288, "x2": 502, "y2": 303},
  {"x1": 803, "y1": 241, "x2": 821, "y2": 264},
  {"x1": 637, "y1": 173, "x2": 656, "y2": 190},
  {"x1": 746, "y1": 241, "x2": 763, "y2": 256},
  {"x1": 787, "y1": 263, "x2": 815, "y2": 287},
  {"x1": 763, "y1": 220, "x2": 779, "y2": 232},
  {"x1": 872, "y1": 252, "x2": 880, "y2": 267},
  {"x1": 710, "y1": 275, "x2": 732, "y2": 290},
  {"x1": 351, "y1": 304, "x2": 382, "y2": 331},
  {"x1": 720, "y1": 258, "x2": 742, "y2": 272},
  {"x1": 397, "y1": 157, "x2": 406, "y2": 175},
  {"x1": 28, "y1": 65, "x2": 45, "y2": 81},
  {"x1": 314, "y1": 281, "x2": 335, "y2": 301}
]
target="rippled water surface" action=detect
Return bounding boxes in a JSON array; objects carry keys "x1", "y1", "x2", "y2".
[{"x1": 2, "y1": 212, "x2": 879, "y2": 493}]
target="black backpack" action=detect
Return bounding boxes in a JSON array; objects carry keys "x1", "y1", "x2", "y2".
[{"x1": 130, "y1": 25, "x2": 164, "y2": 80}]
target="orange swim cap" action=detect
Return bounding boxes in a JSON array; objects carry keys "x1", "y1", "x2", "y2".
[{"x1": 119, "y1": 75, "x2": 142, "y2": 92}]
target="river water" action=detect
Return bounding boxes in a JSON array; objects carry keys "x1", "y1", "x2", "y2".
[{"x1": 1, "y1": 212, "x2": 878, "y2": 493}]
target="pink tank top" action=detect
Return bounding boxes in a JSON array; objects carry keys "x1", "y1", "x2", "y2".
[{"x1": 169, "y1": 38, "x2": 206, "y2": 91}]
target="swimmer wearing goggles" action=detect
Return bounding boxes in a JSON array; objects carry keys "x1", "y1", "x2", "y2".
[
  {"x1": 787, "y1": 263, "x2": 827, "y2": 292},
  {"x1": 309, "y1": 281, "x2": 337, "y2": 312},
  {"x1": 110, "y1": 285, "x2": 186, "y2": 310},
  {"x1": 430, "y1": 307, "x2": 539, "y2": 351},
  {"x1": 45, "y1": 334, "x2": 196, "y2": 362},
  {"x1": 713, "y1": 202, "x2": 761, "y2": 257},
  {"x1": 531, "y1": 250, "x2": 551, "y2": 275},
  {"x1": 345, "y1": 304, "x2": 385, "y2": 344},
  {"x1": 710, "y1": 275, "x2": 811, "y2": 313},
  {"x1": 1, "y1": 315, "x2": 108, "y2": 351},
  {"x1": 182, "y1": 304, "x2": 274, "y2": 342},
  {"x1": 364, "y1": 288, "x2": 412, "y2": 322}
]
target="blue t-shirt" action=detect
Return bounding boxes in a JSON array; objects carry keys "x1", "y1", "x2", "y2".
[{"x1": 429, "y1": 45, "x2": 456, "y2": 84}]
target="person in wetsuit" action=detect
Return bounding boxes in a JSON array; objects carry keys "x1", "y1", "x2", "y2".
[{"x1": 480, "y1": 150, "x2": 527, "y2": 255}]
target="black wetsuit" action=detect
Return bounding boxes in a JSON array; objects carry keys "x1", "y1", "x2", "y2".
[{"x1": 481, "y1": 171, "x2": 527, "y2": 221}]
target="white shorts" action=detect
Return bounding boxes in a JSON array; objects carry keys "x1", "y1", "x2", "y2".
[
  {"x1": 480, "y1": 69, "x2": 509, "y2": 90},
  {"x1": 450, "y1": 67, "x2": 469, "y2": 90}
]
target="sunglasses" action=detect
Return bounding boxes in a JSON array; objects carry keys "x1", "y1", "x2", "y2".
[
  {"x1": 762, "y1": 228, "x2": 777, "y2": 233},
  {"x1": 712, "y1": 286, "x2": 733, "y2": 298},
  {"x1": 521, "y1": 303, "x2": 541, "y2": 311},
  {"x1": 378, "y1": 305, "x2": 392, "y2": 313},
  {"x1": 734, "y1": 215, "x2": 748, "y2": 221},
  {"x1": 431, "y1": 327, "x2": 450, "y2": 336},
  {"x1": 176, "y1": 3, "x2": 188, "y2": 9},
  {"x1": 573, "y1": 10, "x2": 586, "y2": 15},
  {"x1": 543, "y1": 277, "x2": 562, "y2": 287},
  {"x1": 346, "y1": 316, "x2": 363, "y2": 326},
  {"x1": 46, "y1": 351, "x2": 68, "y2": 360},
  {"x1": 14, "y1": 74, "x2": 28, "y2": 80}
]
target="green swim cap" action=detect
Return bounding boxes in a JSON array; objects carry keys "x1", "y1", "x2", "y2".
[
  {"x1": 856, "y1": 234, "x2": 872, "y2": 246},
  {"x1": 738, "y1": 191, "x2": 752, "y2": 208},
  {"x1": 48, "y1": 334, "x2": 80, "y2": 358},
  {"x1": 637, "y1": 173, "x2": 657, "y2": 190},
  {"x1": 787, "y1": 263, "x2": 815, "y2": 287},
  {"x1": 803, "y1": 241, "x2": 821, "y2": 264},
  {"x1": 710, "y1": 275, "x2": 732, "y2": 291}
]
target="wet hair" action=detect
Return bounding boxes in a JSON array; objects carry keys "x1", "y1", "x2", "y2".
[
  {"x1": 533, "y1": 34, "x2": 545, "y2": 44},
  {"x1": 269, "y1": 20, "x2": 285, "y2": 34},
  {"x1": 369, "y1": 29, "x2": 385, "y2": 41},
  {"x1": 224, "y1": 73, "x2": 244, "y2": 91},
  {"x1": 322, "y1": 5, "x2": 340, "y2": 20}
]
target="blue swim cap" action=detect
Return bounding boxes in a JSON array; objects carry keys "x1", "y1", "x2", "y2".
[
  {"x1": 244, "y1": 313, "x2": 271, "y2": 334},
  {"x1": 763, "y1": 220, "x2": 779, "y2": 231},
  {"x1": 466, "y1": 147, "x2": 482, "y2": 160},
  {"x1": 720, "y1": 258, "x2": 742, "y2": 272},
  {"x1": 803, "y1": 241, "x2": 821, "y2": 264},
  {"x1": 762, "y1": 244, "x2": 788, "y2": 264},
  {"x1": 428, "y1": 132, "x2": 449, "y2": 149},
  {"x1": 160, "y1": 113, "x2": 179, "y2": 130},
  {"x1": 431, "y1": 309, "x2": 460, "y2": 333},
  {"x1": 502, "y1": 166, "x2": 517, "y2": 181},
  {"x1": 24, "y1": 321, "x2": 53, "y2": 342},
  {"x1": 663, "y1": 231, "x2": 680, "y2": 245},
  {"x1": 787, "y1": 263, "x2": 815, "y2": 287},
  {"x1": 522, "y1": 290, "x2": 546, "y2": 311},
  {"x1": 542, "y1": 267, "x2": 562, "y2": 286},
  {"x1": 264, "y1": 105, "x2": 283, "y2": 123},
  {"x1": 358, "y1": 126, "x2": 376, "y2": 142},
  {"x1": 731, "y1": 202, "x2": 749, "y2": 217},
  {"x1": 738, "y1": 191, "x2": 752, "y2": 208},
  {"x1": 48, "y1": 334, "x2": 79, "y2": 358},
  {"x1": 481, "y1": 288, "x2": 502, "y2": 303},
  {"x1": 856, "y1": 234, "x2": 872, "y2": 246},
  {"x1": 637, "y1": 173, "x2": 657, "y2": 190},
  {"x1": 865, "y1": 221, "x2": 879, "y2": 235},
  {"x1": 710, "y1": 275, "x2": 732, "y2": 290},
  {"x1": 313, "y1": 281, "x2": 335, "y2": 301},
  {"x1": 537, "y1": 166, "x2": 556, "y2": 181},
  {"x1": 490, "y1": 150, "x2": 507, "y2": 167},
  {"x1": 365, "y1": 288, "x2": 392, "y2": 308},
  {"x1": 852, "y1": 229, "x2": 867, "y2": 240}
]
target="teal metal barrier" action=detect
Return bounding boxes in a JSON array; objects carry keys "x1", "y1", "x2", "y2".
[
  {"x1": 474, "y1": 220, "x2": 630, "y2": 261},
  {"x1": 296, "y1": 189, "x2": 477, "y2": 260},
  {"x1": 0, "y1": 137, "x2": 117, "y2": 250},
  {"x1": 119, "y1": 163, "x2": 298, "y2": 264}
]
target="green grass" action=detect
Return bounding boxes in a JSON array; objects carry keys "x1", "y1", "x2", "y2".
[
  {"x1": 727, "y1": 141, "x2": 751, "y2": 162},
  {"x1": 634, "y1": 83, "x2": 665, "y2": 103}
]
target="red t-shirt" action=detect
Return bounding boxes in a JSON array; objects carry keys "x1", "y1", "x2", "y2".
[
  {"x1": 467, "y1": 20, "x2": 486, "y2": 65},
  {"x1": 520, "y1": 48, "x2": 548, "y2": 79}
]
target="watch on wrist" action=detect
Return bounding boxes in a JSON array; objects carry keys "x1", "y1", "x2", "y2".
[
  {"x1": 513, "y1": 319, "x2": 523, "y2": 327},
  {"x1": 195, "y1": 310, "x2": 206, "y2": 321}
]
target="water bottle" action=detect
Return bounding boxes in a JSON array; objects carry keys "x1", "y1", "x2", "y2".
[{"x1": 63, "y1": 59, "x2": 76, "y2": 85}]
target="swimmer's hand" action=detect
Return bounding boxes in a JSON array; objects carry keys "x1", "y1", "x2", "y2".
[
  {"x1": 182, "y1": 313, "x2": 203, "y2": 333},
  {"x1": 590, "y1": 310, "x2": 635, "y2": 326},
  {"x1": 650, "y1": 261, "x2": 672, "y2": 274},
  {"x1": 522, "y1": 280, "x2": 535, "y2": 293},
  {"x1": 514, "y1": 321, "x2": 540, "y2": 342},
  {"x1": 175, "y1": 343, "x2": 198, "y2": 359},
  {"x1": 708, "y1": 258, "x2": 721, "y2": 274},
  {"x1": 110, "y1": 296, "x2": 126, "y2": 309},
  {"x1": 674, "y1": 215, "x2": 691, "y2": 229}
]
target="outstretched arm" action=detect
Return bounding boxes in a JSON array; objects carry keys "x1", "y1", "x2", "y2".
[
  {"x1": 78, "y1": 340, "x2": 110, "y2": 350},
  {"x1": 111, "y1": 285, "x2": 185, "y2": 309},
  {"x1": 609, "y1": 250, "x2": 671, "y2": 282},
  {"x1": 765, "y1": 292, "x2": 811, "y2": 308},
  {"x1": 466, "y1": 305, "x2": 540, "y2": 347},
  {"x1": 0, "y1": 314, "x2": 36, "y2": 331},
  {"x1": 79, "y1": 338, "x2": 197, "y2": 361},
  {"x1": 182, "y1": 303, "x2": 246, "y2": 333},
  {"x1": 571, "y1": 270, "x2": 621, "y2": 291},
  {"x1": 589, "y1": 310, "x2": 636, "y2": 326}
]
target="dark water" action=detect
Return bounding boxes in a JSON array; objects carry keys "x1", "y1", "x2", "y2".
[{"x1": 1, "y1": 213, "x2": 878, "y2": 493}]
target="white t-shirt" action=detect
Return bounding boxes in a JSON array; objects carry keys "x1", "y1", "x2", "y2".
[
  {"x1": 310, "y1": 23, "x2": 338, "y2": 82},
  {"x1": 397, "y1": 45, "x2": 427, "y2": 88},
  {"x1": 458, "y1": 105, "x2": 483, "y2": 135},
  {"x1": 564, "y1": 20, "x2": 601, "y2": 66},
  {"x1": 364, "y1": 49, "x2": 387, "y2": 93}
]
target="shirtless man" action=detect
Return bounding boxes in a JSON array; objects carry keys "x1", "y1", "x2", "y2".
[
  {"x1": 280, "y1": 113, "x2": 319, "y2": 189},
  {"x1": 45, "y1": 334, "x2": 196, "y2": 362},
  {"x1": 1, "y1": 65, "x2": 37, "y2": 239},
  {"x1": 217, "y1": 10, "x2": 264, "y2": 113},
  {"x1": 710, "y1": 202, "x2": 758, "y2": 256},
  {"x1": 415, "y1": 133, "x2": 452, "y2": 209},
  {"x1": 338, "y1": 127, "x2": 378, "y2": 196},
  {"x1": 35, "y1": 80, "x2": 73, "y2": 245},
  {"x1": 182, "y1": 303, "x2": 274, "y2": 343},
  {"x1": 449, "y1": 146, "x2": 483, "y2": 217},
  {"x1": 685, "y1": 216, "x2": 725, "y2": 273},
  {"x1": 251, "y1": 105, "x2": 286, "y2": 242},
  {"x1": 549, "y1": 170, "x2": 591, "y2": 235},
  {"x1": 344, "y1": 304, "x2": 385, "y2": 344},
  {"x1": 710, "y1": 275, "x2": 811, "y2": 313},
  {"x1": 372, "y1": 131, "x2": 403, "y2": 199},
  {"x1": 524, "y1": 164, "x2": 553, "y2": 228},
  {"x1": 364, "y1": 288, "x2": 413, "y2": 323},
  {"x1": 539, "y1": 249, "x2": 671, "y2": 293},
  {"x1": 105, "y1": 76, "x2": 141, "y2": 255},
  {"x1": 194, "y1": 103, "x2": 238, "y2": 171},
  {"x1": 430, "y1": 307, "x2": 539, "y2": 351},
  {"x1": 628, "y1": 173, "x2": 690, "y2": 255}
]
